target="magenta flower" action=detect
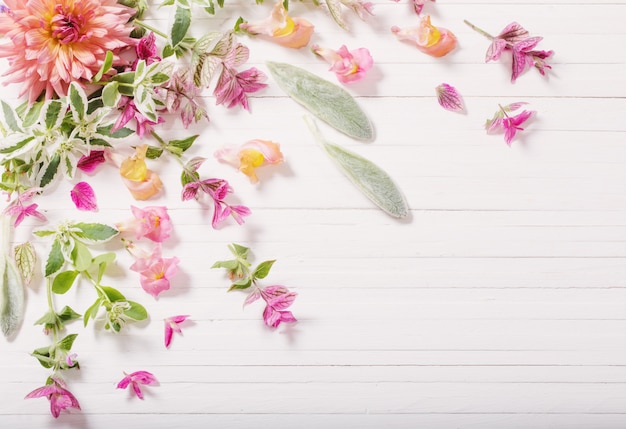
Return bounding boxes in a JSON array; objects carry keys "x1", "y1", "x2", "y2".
[
  {"x1": 113, "y1": 96, "x2": 164, "y2": 138},
  {"x1": 132, "y1": 32, "x2": 161, "y2": 69},
  {"x1": 77, "y1": 150, "x2": 106, "y2": 173},
  {"x1": 411, "y1": 0, "x2": 435, "y2": 15},
  {"x1": 25, "y1": 377, "x2": 81, "y2": 418},
  {"x1": 485, "y1": 103, "x2": 536, "y2": 146},
  {"x1": 117, "y1": 370, "x2": 158, "y2": 400},
  {"x1": 129, "y1": 244, "x2": 179, "y2": 298},
  {"x1": 161, "y1": 69, "x2": 208, "y2": 128},
  {"x1": 117, "y1": 205, "x2": 172, "y2": 242},
  {"x1": 214, "y1": 66, "x2": 267, "y2": 111},
  {"x1": 246, "y1": 285, "x2": 297, "y2": 328},
  {"x1": 311, "y1": 44, "x2": 373, "y2": 84},
  {"x1": 182, "y1": 177, "x2": 251, "y2": 228},
  {"x1": 435, "y1": 83, "x2": 464, "y2": 113},
  {"x1": 164, "y1": 315, "x2": 190, "y2": 348},
  {"x1": 70, "y1": 182, "x2": 98, "y2": 212},
  {"x1": 2, "y1": 188, "x2": 46, "y2": 227}
]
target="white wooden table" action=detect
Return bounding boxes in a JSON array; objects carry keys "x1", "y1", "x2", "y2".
[{"x1": 1, "y1": 1, "x2": 626, "y2": 428}]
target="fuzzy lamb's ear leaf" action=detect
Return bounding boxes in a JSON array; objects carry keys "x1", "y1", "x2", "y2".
[
  {"x1": 266, "y1": 62, "x2": 373, "y2": 141},
  {"x1": 305, "y1": 117, "x2": 409, "y2": 218}
]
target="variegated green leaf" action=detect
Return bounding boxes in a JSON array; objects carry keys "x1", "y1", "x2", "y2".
[
  {"x1": 68, "y1": 82, "x2": 87, "y2": 121},
  {"x1": 14, "y1": 242, "x2": 36, "y2": 285},
  {"x1": 267, "y1": 62, "x2": 373, "y2": 141}
]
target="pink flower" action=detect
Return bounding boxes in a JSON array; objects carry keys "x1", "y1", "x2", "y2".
[
  {"x1": 410, "y1": 0, "x2": 435, "y2": 15},
  {"x1": 116, "y1": 144, "x2": 163, "y2": 200},
  {"x1": 214, "y1": 66, "x2": 267, "y2": 111},
  {"x1": 0, "y1": 0, "x2": 134, "y2": 103},
  {"x1": 117, "y1": 370, "x2": 158, "y2": 400},
  {"x1": 245, "y1": 285, "x2": 297, "y2": 328},
  {"x1": 129, "y1": 244, "x2": 179, "y2": 298},
  {"x1": 70, "y1": 182, "x2": 98, "y2": 212},
  {"x1": 164, "y1": 315, "x2": 190, "y2": 348},
  {"x1": 25, "y1": 377, "x2": 81, "y2": 418},
  {"x1": 117, "y1": 205, "x2": 172, "y2": 243},
  {"x1": 485, "y1": 103, "x2": 536, "y2": 146},
  {"x1": 77, "y1": 150, "x2": 106, "y2": 173},
  {"x1": 239, "y1": 2, "x2": 314, "y2": 49},
  {"x1": 391, "y1": 15, "x2": 457, "y2": 57},
  {"x1": 132, "y1": 32, "x2": 160, "y2": 69},
  {"x1": 161, "y1": 70, "x2": 209, "y2": 128},
  {"x1": 435, "y1": 83, "x2": 464, "y2": 112},
  {"x1": 2, "y1": 188, "x2": 46, "y2": 227},
  {"x1": 311, "y1": 44, "x2": 373, "y2": 84},
  {"x1": 214, "y1": 139, "x2": 284, "y2": 183},
  {"x1": 113, "y1": 96, "x2": 164, "y2": 138},
  {"x1": 182, "y1": 177, "x2": 251, "y2": 228}
]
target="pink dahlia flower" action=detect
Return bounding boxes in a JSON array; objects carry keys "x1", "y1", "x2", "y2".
[{"x1": 0, "y1": 0, "x2": 135, "y2": 103}]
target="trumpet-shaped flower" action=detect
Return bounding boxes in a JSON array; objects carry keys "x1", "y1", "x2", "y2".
[
  {"x1": 311, "y1": 44, "x2": 373, "y2": 84},
  {"x1": 485, "y1": 102, "x2": 536, "y2": 146},
  {"x1": 0, "y1": 0, "x2": 135, "y2": 103},
  {"x1": 129, "y1": 244, "x2": 179, "y2": 298},
  {"x1": 117, "y1": 205, "x2": 172, "y2": 243},
  {"x1": 391, "y1": 15, "x2": 457, "y2": 57},
  {"x1": 118, "y1": 145, "x2": 163, "y2": 200},
  {"x1": 239, "y1": 2, "x2": 314, "y2": 48},
  {"x1": 117, "y1": 370, "x2": 158, "y2": 400},
  {"x1": 25, "y1": 377, "x2": 81, "y2": 418},
  {"x1": 214, "y1": 139, "x2": 284, "y2": 183},
  {"x1": 164, "y1": 315, "x2": 190, "y2": 348}
]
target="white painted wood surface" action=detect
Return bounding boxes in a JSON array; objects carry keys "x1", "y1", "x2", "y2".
[{"x1": 1, "y1": 1, "x2": 626, "y2": 428}]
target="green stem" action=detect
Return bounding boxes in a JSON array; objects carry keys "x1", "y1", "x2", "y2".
[
  {"x1": 463, "y1": 20, "x2": 494, "y2": 40},
  {"x1": 134, "y1": 19, "x2": 169, "y2": 40}
]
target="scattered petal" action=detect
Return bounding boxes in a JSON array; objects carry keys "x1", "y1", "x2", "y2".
[
  {"x1": 164, "y1": 315, "x2": 190, "y2": 348},
  {"x1": 435, "y1": 83, "x2": 464, "y2": 112},
  {"x1": 70, "y1": 182, "x2": 98, "y2": 212},
  {"x1": 117, "y1": 371, "x2": 158, "y2": 400}
]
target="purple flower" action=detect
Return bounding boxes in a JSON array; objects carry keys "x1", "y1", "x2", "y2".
[
  {"x1": 132, "y1": 32, "x2": 161, "y2": 69},
  {"x1": 117, "y1": 370, "x2": 158, "y2": 400},
  {"x1": 214, "y1": 66, "x2": 267, "y2": 111},
  {"x1": 182, "y1": 176, "x2": 251, "y2": 228},
  {"x1": 25, "y1": 377, "x2": 81, "y2": 418},
  {"x1": 485, "y1": 103, "x2": 536, "y2": 146},
  {"x1": 2, "y1": 188, "x2": 46, "y2": 227}
]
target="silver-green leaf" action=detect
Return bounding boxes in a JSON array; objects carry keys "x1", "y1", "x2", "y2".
[
  {"x1": 306, "y1": 117, "x2": 408, "y2": 218},
  {"x1": 0, "y1": 216, "x2": 25, "y2": 337},
  {"x1": 267, "y1": 61, "x2": 373, "y2": 141}
]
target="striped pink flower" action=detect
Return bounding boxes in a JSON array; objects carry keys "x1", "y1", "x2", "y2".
[{"x1": 0, "y1": 0, "x2": 134, "y2": 103}]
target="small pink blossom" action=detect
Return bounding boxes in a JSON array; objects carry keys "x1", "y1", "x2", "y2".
[
  {"x1": 113, "y1": 96, "x2": 164, "y2": 138},
  {"x1": 214, "y1": 139, "x2": 284, "y2": 183},
  {"x1": 2, "y1": 188, "x2": 46, "y2": 227},
  {"x1": 117, "y1": 205, "x2": 172, "y2": 243},
  {"x1": 411, "y1": 0, "x2": 435, "y2": 15},
  {"x1": 485, "y1": 103, "x2": 536, "y2": 146},
  {"x1": 164, "y1": 315, "x2": 190, "y2": 348},
  {"x1": 132, "y1": 32, "x2": 161, "y2": 69},
  {"x1": 214, "y1": 67, "x2": 267, "y2": 111},
  {"x1": 77, "y1": 150, "x2": 106, "y2": 173},
  {"x1": 392, "y1": 15, "x2": 457, "y2": 57},
  {"x1": 25, "y1": 377, "x2": 81, "y2": 418},
  {"x1": 311, "y1": 44, "x2": 373, "y2": 84},
  {"x1": 117, "y1": 370, "x2": 158, "y2": 400},
  {"x1": 129, "y1": 244, "x2": 179, "y2": 298},
  {"x1": 70, "y1": 182, "x2": 98, "y2": 212},
  {"x1": 245, "y1": 285, "x2": 297, "y2": 328},
  {"x1": 435, "y1": 83, "x2": 464, "y2": 112},
  {"x1": 239, "y1": 2, "x2": 314, "y2": 49}
]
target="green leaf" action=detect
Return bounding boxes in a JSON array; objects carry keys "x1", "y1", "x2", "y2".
[
  {"x1": 22, "y1": 101, "x2": 44, "y2": 128},
  {"x1": 145, "y1": 146, "x2": 164, "y2": 159},
  {"x1": 51, "y1": 270, "x2": 79, "y2": 294},
  {"x1": 58, "y1": 333, "x2": 78, "y2": 351},
  {"x1": 325, "y1": 0, "x2": 348, "y2": 30},
  {"x1": 211, "y1": 259, "x2": 240, "y2": 270},
  {"x1": 102, "y1": 81, "x2": 120, "y2": 107},
  {"x1": 34, "y1": 310, "x2": 57, "y2": 327},
  {"x1": 70, "y1": 241, "x2": 92, "y2": 271},
  {"x1": 92, "y1": 252, "x2": 115, "y2": 283},
  {"x1": 57, "y1": 306, "x2": 81, "y2": 325},
  {"x1": 72, "y1": 223, "x2": 118, "y2": 243},
  {"x1": 45, "y1": 239, "x2": 65, "y2": 277},
  {"x1": 167, "y1": 135, "x2": 197, "y2": 154},
  {"x1": 68, "y1": 82, "x2": 86, "y2": 121},
  {"x1": 151, "y1": 72, "x2": 170, "y2": 84},
  {"x1": 32, "y1": 346, "x2": 54, "y2": 369},
  {"x1": 228, "y1": 277, "x2": 252, "y2": 291},
  {"x1": 39, "y1": 152, "x2": 61, "y2": 188},
  {"x1": 124, "y1": 301, "x2": 148, "y2": 321},
  {"x1": 44, "y1": 100, "x2": 64, "y2": 130},
  {"x1": 266, "y1": 62, "x2": 373, "y2": 141},
  {"x1": 100, "y1": 286, "x2": 125, "y2": 302},
  {"x1": 253, "y1": 260, "x2": 275, "y2": 280},
  {"x1": 97, "y1": 124, "x2": 134, "y2": 139},
  {"x1": 93, "y1": 50, "x2": 114, "y2": 83},
  {"x1": 0, "y1": 253, "x2": 25, "y2": 337},
  {"x1": 83, "y1": 298, "x2": 102, "y2": 327},
  {"x1": 0, "y1": 136, "x2": 34, "y2": 154},
  {"x1": 306, "y1": 117, "x2": 409, "y2": 218},
  {"x1": 33, "y1": 229, "x2": 55, "y2": 237},
  {"x1": 14, "y1": 242, "x2": 36, "y2": 285},
  {"x1": 171, "y1": 6, "x2": 191, "y2": 47},
  {"x1": 229, "y1": 243, "x2": 249, "y2": 258},
  {"x1": 162, "y1": 44, "x2": 175, "y2": 58},
  {"x1": 1, "y1": 101, "x2": 21, "y2": 133}
]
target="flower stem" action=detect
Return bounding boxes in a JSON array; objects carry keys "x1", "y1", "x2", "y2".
[
  {"x1": 134, "y1": 19, "x2": 169, "y2": 40},
  {"x1": 464, "y1": 20, "x2": 494, "y2": 40}
]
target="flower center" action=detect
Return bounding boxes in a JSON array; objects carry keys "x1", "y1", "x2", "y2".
[{"x1": 50, "y1": 5, "x2": 87, "y2": 45}]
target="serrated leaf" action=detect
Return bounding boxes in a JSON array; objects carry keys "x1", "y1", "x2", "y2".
[
  {"x1": 14, "y1": 242, "x2": 36, "y2": 285},
  {"x1": 68, "y1": 83, "x2": 87, "y2": 121},
  {"x1": 125, "y1": 301, "x2": 148, "y2": 321},
  {"x1": 51, "y1": 270, "x2": 79, "y2": 294},
  {"x1": 102, "y1": 81, "x2": 120, "y2": 107},
  {"x1": 72, "y1": 222, "x2": 118, "y2": 243},
  {"x1": 94, "y1": 50, "x2": 114, "y2": 82},
  {"x1": 0, "y1": 136, "x2": 35, "y2": 154},
  {"x1": 325, "y1": 0, "x2": 349, "y2": 30},
  {"x1": 266, "y1": 62, "x2": 373, "y2": 141},
  {"x1": 39, "y1": 152, "x2": 61, "y2": 188},
  {"x1": 1, "y1": 101, "x2": 21, "y2": 133},
  {"x1": 306, "y1": 117, "x2": 408, "y2": 218},
  {"x1": 45, "y1": 239, "x2": 65, "y2": 277},
  {"x1": 253, "y1": 260, "x2": 275, "y2": 280},
  {"x1": 44, "y1": 100, "x2": 65, "y2": 130},
  {"x1": 171, "y1": 6, "x2": 191, "y2": 47}
]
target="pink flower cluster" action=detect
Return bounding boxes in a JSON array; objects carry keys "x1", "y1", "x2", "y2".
[{"x1": 245, "y1": 285, "x2": 298, "y2": 328}]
